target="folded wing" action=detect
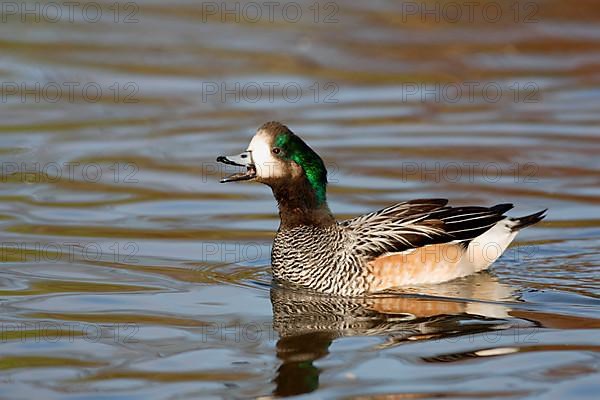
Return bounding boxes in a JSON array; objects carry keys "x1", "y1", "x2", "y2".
[{"x1": 340, "y1": 198, "x2": 513, "y2": 260}]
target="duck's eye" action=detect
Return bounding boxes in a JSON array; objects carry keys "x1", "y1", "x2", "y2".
[{"x1": 272, "y1": 147, "x2": 282, "y2": 155}]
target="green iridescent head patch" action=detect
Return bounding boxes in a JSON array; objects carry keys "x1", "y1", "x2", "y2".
[{"x1": 274, "y1": 131, "x2": 327, "y2": 205}]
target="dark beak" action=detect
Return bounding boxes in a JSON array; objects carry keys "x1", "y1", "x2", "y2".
[{"x1": 216, "y1": 151, "x2": 257, "y2": 183}]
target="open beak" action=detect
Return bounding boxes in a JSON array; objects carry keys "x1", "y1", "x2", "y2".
[{"x1": 216, "y1": 151, "x2": 257, "y2": 183}]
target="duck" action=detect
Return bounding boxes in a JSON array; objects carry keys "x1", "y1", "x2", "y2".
[{"x1": 217, "y1": 121, "x2": 546, "y2": 296}]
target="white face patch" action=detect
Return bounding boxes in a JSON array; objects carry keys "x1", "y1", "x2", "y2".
[{"x1": 247, "y1": 129, "x2": 286, "y2": 180}]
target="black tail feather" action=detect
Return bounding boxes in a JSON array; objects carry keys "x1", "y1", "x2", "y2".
[
  {"x1": 490, "y1": 203, "x2": 514, "y2": 215},
  {"x1": 435, "y1": 203, "x2": 513, "y2": 242},
  {"x1": 510, "y1": 209, "x2": 547, "y2": 231}
]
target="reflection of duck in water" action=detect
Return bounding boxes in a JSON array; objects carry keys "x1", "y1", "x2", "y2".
[
  {"x1": 270, "y1": 273, "x2": 522, "y2": 397},
  {"x1": 218, "y1": 121, "x2": 546, "y2": 296}
]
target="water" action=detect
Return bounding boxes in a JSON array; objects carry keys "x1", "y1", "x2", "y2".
[{"x1": 1, "y1": 0, "x2": 599, "y2": 398}]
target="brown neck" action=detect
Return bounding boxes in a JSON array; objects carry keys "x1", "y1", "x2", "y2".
[{"x1": 270, "y1": 178, "x2": 335, "y2": 229}]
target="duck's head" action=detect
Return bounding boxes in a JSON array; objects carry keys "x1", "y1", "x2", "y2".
[{"x1": 217, "y1": 121, "x2": 328, "y2": 206}]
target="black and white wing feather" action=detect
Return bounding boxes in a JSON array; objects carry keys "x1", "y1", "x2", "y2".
[{"x1": 340, "y1": 199, "x2": 513, "y2": 260}]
